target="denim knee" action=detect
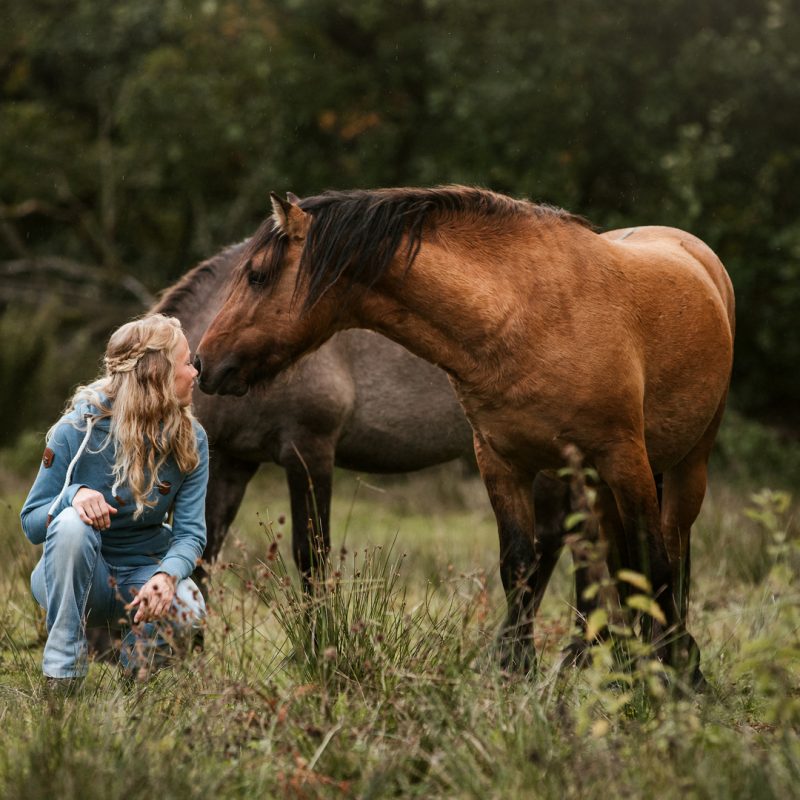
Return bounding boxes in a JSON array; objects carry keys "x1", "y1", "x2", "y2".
[{"x1": 48, "y1": 507, "x2": 100, "y2": 558}]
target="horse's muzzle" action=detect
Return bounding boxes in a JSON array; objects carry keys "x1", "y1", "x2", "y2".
[{"x1": 195, "y1": 353, "x2": 249, "y2": 396}]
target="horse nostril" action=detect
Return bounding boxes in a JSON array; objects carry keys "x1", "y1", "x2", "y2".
[{"x1": 193, "y1": 355, "x2": 202, "y2": 374}]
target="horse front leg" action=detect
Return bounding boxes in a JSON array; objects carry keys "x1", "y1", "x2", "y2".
[
  {"x1": 474, "y1": 434, "x2": 538, "y2": 672},
  {"x1": 530, "y1": 473, "x2": 568, "y2": 615},
  {"x1": 280, "y1": 438, "x2": 335, "y2": 593},
  {"x1": 533, "y1": 468, "x2": 612, "y2": 666},
  {"x1": 193, "y1": 450, "x2": 259, "y2": 597},
  {"x1": 203, "y1": 451, "x2": 260, "y2": 564}
]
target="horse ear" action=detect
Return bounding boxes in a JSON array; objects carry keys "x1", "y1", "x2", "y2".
[
  {"x1": 270, "y1": 191, "x2": 291, "y2": 232},
  {"x1": 286, "y1": 191, "x2": 301, "y2": 204},
  {"x1": 270, "y1": 191, "x2": 309, "y2": 240}
]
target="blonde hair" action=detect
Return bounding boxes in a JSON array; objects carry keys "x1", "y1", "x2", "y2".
[{"x1": 53, "y1": 314, "x2": 199, "y2": 518}]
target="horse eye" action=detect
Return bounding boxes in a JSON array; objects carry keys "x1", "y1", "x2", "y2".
[{"x1": 248, "y1": 270, "x2": 267, "y2": 288}]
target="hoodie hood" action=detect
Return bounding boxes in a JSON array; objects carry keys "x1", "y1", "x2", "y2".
[{"x1": 69, "y1": 389, "x2": 113, "y2": 432}]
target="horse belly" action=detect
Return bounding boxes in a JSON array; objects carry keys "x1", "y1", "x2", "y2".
[{"x1": 335, "y1": 330, "x2": 474, "y2": 472}]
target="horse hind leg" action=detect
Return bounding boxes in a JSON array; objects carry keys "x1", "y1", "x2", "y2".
[
  {"x1": 660, "y1": 401, "x2": 727, "y2": 690},
  {"x1": 596, "y1": 441, "x2": 680, "y2": 668},
  {"x1": 660, "y1": 460, "x2": 707, "y2": 689}
]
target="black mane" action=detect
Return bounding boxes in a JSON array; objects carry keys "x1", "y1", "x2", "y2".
[
  {"x1": 243, "y1": 185, "x2": 592, "y2": 310},
  {"x1": 154, "y1": 241, "x2": 248, "y2": 316}
]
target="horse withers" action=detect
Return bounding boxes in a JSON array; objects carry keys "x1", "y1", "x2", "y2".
[{"x1": 196, "y1": 187, "x2": 735, "y2": 685}]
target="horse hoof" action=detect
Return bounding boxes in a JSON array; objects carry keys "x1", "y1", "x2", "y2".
[
  {"x1": 690, "y1": 666, "x2": 709, "y2": 693},
  {"x1": 558, "y1": 637, "x2": 592, "y2": 669},
  {"x1": 498, "y1": 639, "x2": 537, "y2": 675}
]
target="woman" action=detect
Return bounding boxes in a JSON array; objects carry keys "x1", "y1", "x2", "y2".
[{"x1": 21, "y1": 314, "x2": 208, "y2": 687}]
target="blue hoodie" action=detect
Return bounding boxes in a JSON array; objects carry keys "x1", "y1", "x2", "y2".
[{"x1": 20, "y1": 396, "x2": 209, "y2": 581}]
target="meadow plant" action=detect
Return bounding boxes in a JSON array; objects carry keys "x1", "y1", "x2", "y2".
[
  {"x1": 1, "y1": 466, "x2": 799, "y2": 798},
  {"x1": 239, "y1": 513, "x2": 488, "y2": 693}
]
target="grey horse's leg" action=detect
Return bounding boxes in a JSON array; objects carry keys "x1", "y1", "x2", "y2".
[
  {"x1": 195, "y1": 450, "x2": 259, "y2": 586},
  {"x1": 203, "y1": 451, "x2": 260, "y2": 562},
  {"x1": 186, "y1": 450, "x2": 258, "y2": 654},
  {"x1": 279, "y1": 439, "x2": 335, "y2": 592}
]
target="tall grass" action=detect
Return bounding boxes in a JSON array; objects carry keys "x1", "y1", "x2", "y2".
[{"x1": 0, "y1": 461, "x2": 798, "y2": 798}]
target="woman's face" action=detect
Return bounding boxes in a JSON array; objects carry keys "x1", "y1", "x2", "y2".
[{"x1": 173, "y1": 333, "x2": 198, "y2": 407}]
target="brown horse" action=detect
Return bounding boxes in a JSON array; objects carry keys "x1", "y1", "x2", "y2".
[
  {"x1": 196, "y1": 187, "x2": 735, "y2": 683},
  {"x1": 156, "y1": 240, "x2": 581, "y2": 620}
]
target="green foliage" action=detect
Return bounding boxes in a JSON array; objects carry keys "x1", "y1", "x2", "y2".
[
  {"x1": 713, "y1": 410, "x2": 800, "y2": 488},
  {"x1": 1, "y1": 0, "x2": 799, "y2": 434},
  {"x1": 734, "y1": 489, "x2": 800, "y2": 726},
  {"x1": 0, "y1": 302, "x2": 103, "y2": 450},
  {"x1": 0, "y1": 306, "x2": 52, "y2": 447}
]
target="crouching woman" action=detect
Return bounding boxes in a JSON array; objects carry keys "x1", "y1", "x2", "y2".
[{"x1": 20, "y1": 314, "x2": 208, "y2": 687}]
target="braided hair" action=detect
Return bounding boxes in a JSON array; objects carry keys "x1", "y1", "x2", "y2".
[{"x1": 51, "y1": 314, "x2": 199, "y2": 518}]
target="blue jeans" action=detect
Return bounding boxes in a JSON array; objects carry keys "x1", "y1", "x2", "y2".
[{"x1": 31, "y1": 507, "x2": 206, "y2": 678}]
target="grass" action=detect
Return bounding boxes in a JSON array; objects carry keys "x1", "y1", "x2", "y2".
[{"x1": 1, "y1": 460, "x2": 799, "y2": 799}]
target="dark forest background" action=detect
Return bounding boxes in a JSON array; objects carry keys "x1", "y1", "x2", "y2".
[{"x1": 1, "y1": 0, "x2": 798, "y2": 454}]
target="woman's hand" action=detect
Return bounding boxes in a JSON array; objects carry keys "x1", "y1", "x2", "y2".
[
  {"x1": 128, "y1": 572, "x2": 177, "y2": 623},
  {"x1": 72, "y1": 487, "x2": 117, "y2": 530}
]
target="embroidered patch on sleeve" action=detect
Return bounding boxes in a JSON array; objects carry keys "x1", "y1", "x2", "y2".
[{"x1": 42, "y1": 447, "x2": 55, "y2": 469}]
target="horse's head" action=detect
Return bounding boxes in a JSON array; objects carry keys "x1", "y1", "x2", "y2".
[{"x1": 196, "y1": 193, "x2": 342, "y2": 395}]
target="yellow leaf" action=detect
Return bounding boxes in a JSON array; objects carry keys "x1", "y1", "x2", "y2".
[
  {"x1": 564, "y1": 511, "x2": 588, "y2": 531},
  {"x1": 581, "y1": 582, "x2": 601, "y2": 601},
  {"x1": 626, "y1": 593, "x2": 667, "y2": 625},
  {"x1": 617, "y1": 569, "x2": 652, "y2": 593},
  {"x1": 585, "y1": 609, "x2": 608, "y2": 641}
]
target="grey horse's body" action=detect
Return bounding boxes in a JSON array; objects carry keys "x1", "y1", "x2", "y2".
[{"x1": 155, "y1": 242, "x2": 484, "y2": 574}]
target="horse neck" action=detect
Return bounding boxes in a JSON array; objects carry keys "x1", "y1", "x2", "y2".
[{"x1": 354, "y1": 222, "x2": 565, "y2": 382}]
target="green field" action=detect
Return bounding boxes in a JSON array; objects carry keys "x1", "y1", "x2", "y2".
[{"x1": 1, "y1": 458, "x2": 798, "y2": 799}]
